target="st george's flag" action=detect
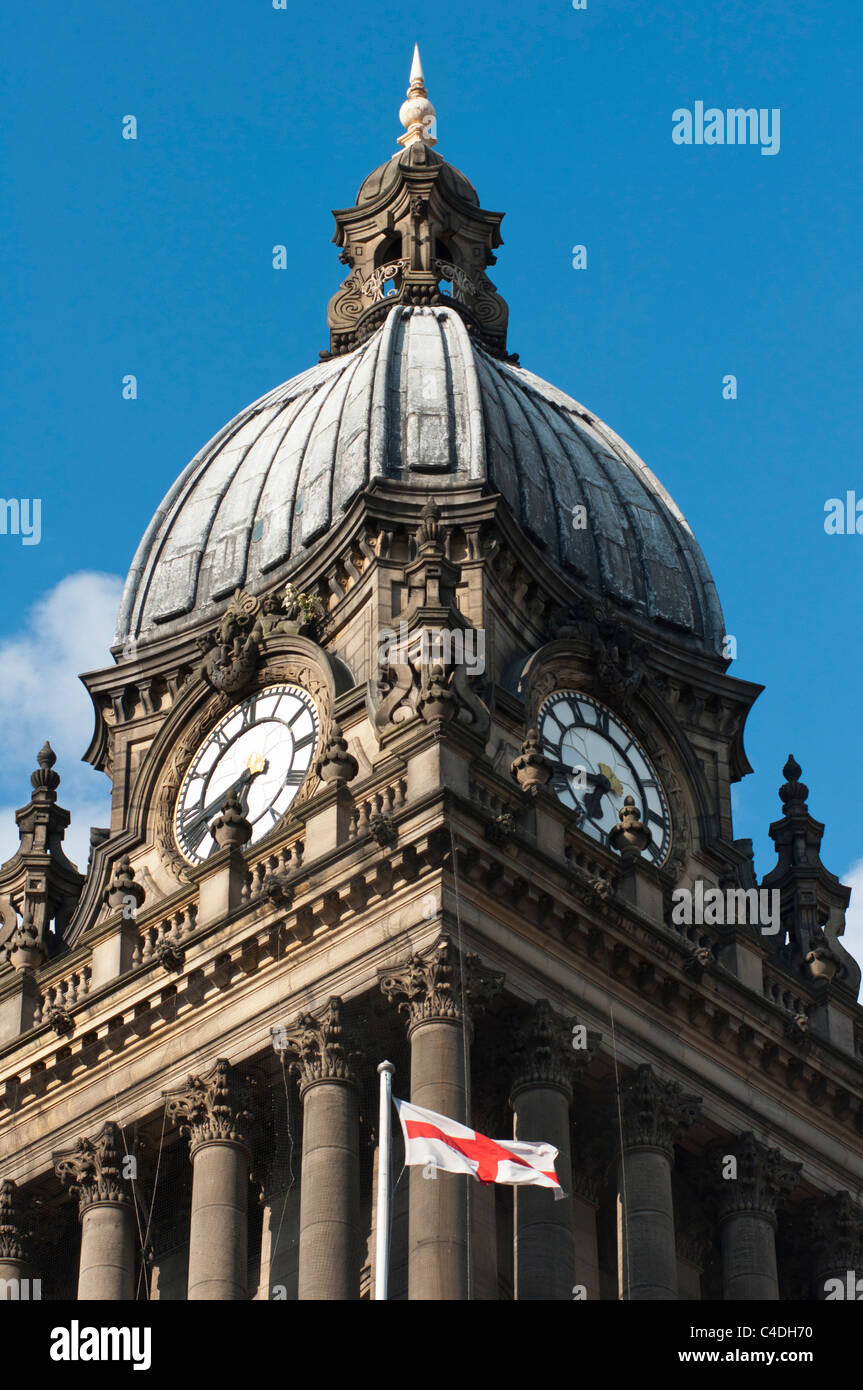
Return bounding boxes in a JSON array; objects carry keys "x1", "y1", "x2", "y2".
[{"x1": 394, "y1": 1097, "x2": 563, "y2": 1190}]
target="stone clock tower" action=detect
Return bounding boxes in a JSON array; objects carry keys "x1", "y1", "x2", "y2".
[{"x1": 1, "y1": 50, "x2": 861, "y2": 1303}]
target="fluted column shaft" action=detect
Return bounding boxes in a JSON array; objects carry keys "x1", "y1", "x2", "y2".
[
  {"x1": 513, "y1": 1082, "x2": 573, "y2": 1299},
  {"x1": 284, "y1": 997, "x2": 360, "y2": 1301},
  {"x1": 54, "y1": 1122, "x2": 135, "y2": 1300},
  {"x1": 510, "y1": 1000, "x2": 598, "y2": 1301},
  {"x1": 617, "y1": 1066, "x2": 701, "y2": 1301},
  {"x1": 166, "y1": 1057, "x2": 252, "y2": 1301},
  {"x1": 187, "y1": 1139, "x2": 249, "y2": 1299},
  {"x1": 708, "y1": 1133, "x2": 800, "y2": 1301},
  {"x1": 379, "y1": 936, "x2": 503, "y2": 1302},
  {"x1": 409, "y1": 1015, "x2": 469, "y2": 1300}
]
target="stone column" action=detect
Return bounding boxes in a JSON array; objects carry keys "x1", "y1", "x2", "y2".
[
  {"x1": 282, "y1": 997, "x2": 360, "y2": 1301},
  {"x1": 54, "y1": 1121, "x2": 135, "y2": 1300},
  {"x1": 0, "y1": 1180, "x2": 34, "y2": 1299},
  {"x1": 706, "y1": 1133, "x2": 800, "y2": 1301},
  {"x1": 166, "y1": 1058, "x2": 252, "y2": 1300},
  {"x1": 570, "y1": 1097, "x2": 613, "y2": 1302},
  {"x1": 617, "y1": 1065, "x2": 701, "y2": 1300},
  {"x1": 510, "y1": 1000, "x2": 597, "y2": 1300},
  {"x1": 806, "y1": 1191, "x2": 863, "y2": 1300},
  {"x1": 379, "y1": 936, "x2": 503, "y2": 1301}
]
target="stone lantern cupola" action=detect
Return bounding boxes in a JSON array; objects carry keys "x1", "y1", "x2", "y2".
[{"x1": 324, "y1": 46, "x2": 511, "y2": 359}]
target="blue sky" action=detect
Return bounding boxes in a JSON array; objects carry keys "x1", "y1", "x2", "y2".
[{"x1": 1, "y1": 0, "x2": 861, "y2": 940}]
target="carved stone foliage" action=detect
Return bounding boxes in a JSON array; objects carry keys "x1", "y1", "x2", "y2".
[
  {"x1": 165, "y1": 1058, "x2": 253, "y2": 1154},
  {"x1": 510, "y1": 998, "x2": 601, "y2": 1099},
  {"x1": 378, "y1": 935, "x2": 503, "y2": 1032},
  {"x1": 704, "y1": 1132, "x2": 801, "y2": 1221},
  {"x1": 802, "y1": 1191, "x2": 863, "y2": 1275},
  {"x1": 280, "y1": 996, "x2": 355, "y2": 1093},
  {"x1": 54, "y1": 1121, "x2": 132, "y2": 1211},
  {"x1": 619, "y1": 1065, "x2": 702, "y2": 1154},
  {"x1": 0, "y1": 1179, "x2": 32, "y2": 1262}
]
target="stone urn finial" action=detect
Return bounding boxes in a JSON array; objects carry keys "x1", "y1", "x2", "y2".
[
  {"x1": 418, "y1": 664, "x2": 457, "y2": 722},
  {"x1": 608, "y1": 795, "x2": 652, "y2": 862},
  {"x1": 104, "y1": 854, "x2": 146, "y2": 915},
  {"x1": 210, "y1": 790, "x2": 253, "y2": 850},
  {"x1": 316, "y1": 723, "x2": 359, "y2": 784},
  {"x1": 510, "y1": 728, "x2": 553, "y2": 798}
]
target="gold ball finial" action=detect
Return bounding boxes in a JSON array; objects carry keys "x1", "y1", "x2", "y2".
[{"x1": 398, "y1": 44, "x2": 437, "y2": 149}]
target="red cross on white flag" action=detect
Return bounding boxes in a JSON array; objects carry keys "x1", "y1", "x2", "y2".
[{"x1": 394, "y1": 1097, "x2": 562, "y2": 1190}]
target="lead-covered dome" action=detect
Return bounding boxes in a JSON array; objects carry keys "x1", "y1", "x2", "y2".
[
  {"x1": 115, "y1": 304, "x2": 723, "y2": 651},
  {"x1": 116, "y1": 50, "x2": 724, "y2": 655}
]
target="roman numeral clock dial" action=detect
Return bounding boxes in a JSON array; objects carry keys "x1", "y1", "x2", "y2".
[
  {"x1": 174, "y1": 683, "x2": 320, "y2": 865},
  {"x1": 537, "y1": 691, "x2": 671, "y2": 867}
]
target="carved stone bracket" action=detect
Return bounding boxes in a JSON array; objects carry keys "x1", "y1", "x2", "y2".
[
  {"x1": 378, "y1": 935, "x2": 503, "y2": 1034},
  {"x1": 54, "y1": 1121, "x2": 132, "y2": 1212},
  {"x1": 165, "y1": 1058, "x2": 253, "y2": 1154}
]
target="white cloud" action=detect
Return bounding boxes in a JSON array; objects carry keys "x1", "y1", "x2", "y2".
[
  {"x1": 840, "y1": 858, "x2": 863, "y2": 987},
  {"x1": 0, "y1": 571, "x2": 123, "y2": 872}
]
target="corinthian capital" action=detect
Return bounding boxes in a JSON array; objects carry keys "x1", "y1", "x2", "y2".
[
  {"x1": 378, "y1": 936, "x2": 503, "y2": 1032},
  {"x1": 0, "y1": 1180, "x2": 32, "y2": 1261},
  {"x1": 619, "y1": 1065, "x2": 701, "y2": 1154},
  {"x1": 804, "y1": 1191, "x2": 863, "y2": 1276},
  {"x1": 54, "y1": 1121, "x2": 132, "y2": 1212},
  {"x1": 165, "y1": 1058, "x2": 252, "y2": 1154},
  {"x1": 705, "y1": 1132, "x2": 801, "y2": 1222},
  {"x1": 510, "y1": 999, "x2": 600, "y2": 1100},
  {"x1": 281, "y1": 996, "x2": 354, "y2": 1092}
]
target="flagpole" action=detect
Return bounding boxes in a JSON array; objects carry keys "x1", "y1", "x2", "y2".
[{"x1": 374, "y1": 1060, "x2": 395, "y2": 1301}]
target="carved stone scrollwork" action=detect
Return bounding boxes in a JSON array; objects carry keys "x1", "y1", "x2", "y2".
[
  {"x1": 704, "y1": 1132, "x2": 801, "y2": 1222},
  {"x1": 54, "y1": 1121, "x2": 132, "y2": 1211},
  {"x1": 165, "y1": 1058, "x2": 253, "y2": 1154},
  {"x1": 281, "y1": 997, "x2": 355, "y2": 1093},
  {"x1": 618, "y1": 1064, "x2": 702, "y2": 1155},
  {"x1": 378, "y1": 935, "x2": 503, "y2": 1033},
  {"x1": 0, "y1": 1180, "x2": 32, "y2": 1262}
]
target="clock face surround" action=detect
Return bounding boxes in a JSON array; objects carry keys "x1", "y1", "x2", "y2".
[
  {"x1": 537, "y1": 689, "x2": 671, "y2": 867},
  {"x1": 174, "y1": 683, "x2": 319, "y2": 865}
]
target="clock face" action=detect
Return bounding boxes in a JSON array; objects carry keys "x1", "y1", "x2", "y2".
[
  {"x1": 538, "y1": 690, "x2": 671, "y2": 867},
  {"x1": 174, "y1": 684, "x2": 319, "y2": 865}
]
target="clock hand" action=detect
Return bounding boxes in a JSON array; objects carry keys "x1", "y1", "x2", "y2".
[
  {"x1": 582, "y1": 772, "x2": 611, "y2": 822},
  {"x1": 182, "y1": 767, "x2": 256, "y2": 852}
]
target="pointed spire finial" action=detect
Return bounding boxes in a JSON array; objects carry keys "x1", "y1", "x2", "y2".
[{"x1": 398, "y1": 44, "x2": 437, "y2": 150}]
